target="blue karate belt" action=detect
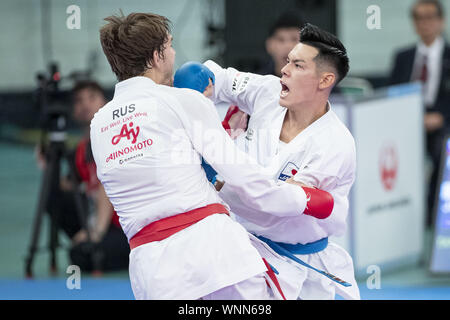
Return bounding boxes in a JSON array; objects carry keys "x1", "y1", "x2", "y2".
[
  {"x1": 201, "y1": 158, "x2": 217, "y2": 184},
  {"x1": 256, "y1": 235, "x2": 352, "y2": 287}
]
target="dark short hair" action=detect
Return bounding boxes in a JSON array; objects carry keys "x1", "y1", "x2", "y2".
[
  {"x1": 411, "y1": 0, "x2": 444, "y2": 19},
  {"x1": 299, "y1": 23, "x2": 349, "y2": 85},
  {"x1": 268, "y1": 12, "x2": 305, "y2": 38},
  {"x1": 100, "y1": 12, "x2": 171, "y2": 81},
  {"x1": 72, "y1": 80, "x2": 105, "y2": 99}
]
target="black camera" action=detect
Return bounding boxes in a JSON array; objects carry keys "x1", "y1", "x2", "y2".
[{"x1": 35, "y1": 62, "x2": 70, "y2": 141}]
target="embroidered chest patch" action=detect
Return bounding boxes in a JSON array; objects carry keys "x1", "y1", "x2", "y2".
[{"x1": 278, "y1": 161, "x2": 299, "y2": 181}]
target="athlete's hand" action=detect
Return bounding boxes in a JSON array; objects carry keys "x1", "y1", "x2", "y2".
[
  {"x1": 222, "y1": 106, "x2": 248, "y2": 140},
  {"x1": 228, "y1": 110, "x2": 248, "y2": 130},
  {"x1": 214, "y1": 180, "x2": 225, "y2": 192}
]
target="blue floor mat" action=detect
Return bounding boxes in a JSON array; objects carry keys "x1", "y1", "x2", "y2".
[
  {"x1": 0, "y1": 278, "x2": 134, "y2": 300},
  {"x1": 358, "y1": 285, "x2": 450, "y2": 300},
  {"x1": 1, "y1": 278, "x2": 450, "y2": 300}
]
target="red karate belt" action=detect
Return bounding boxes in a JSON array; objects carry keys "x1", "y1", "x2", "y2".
[
  {"x1": 262, "y1": 258, "x2": 287, "y2": 300},
  {"x1": 129, "y1": 203, "x2": 229, "y2": 250}
]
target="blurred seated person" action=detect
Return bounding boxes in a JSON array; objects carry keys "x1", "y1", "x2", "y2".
[
  {"x1": 37, "y1": 81, "x2": 130, "y2": 273},
  {"x1": 208, "y1": 13, "x2": 305, "y2": 140},
  {"x1": 258, "y1": 12, "x2": 304, "y2": 77},
  {"x1": 389, "y1": 0, "x2": 450, "y2": 226},
  {"x1": 254, "y1": 13, "x2": 305, "y2": 128}
]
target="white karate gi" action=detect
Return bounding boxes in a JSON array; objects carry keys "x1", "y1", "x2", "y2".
[
  {"x1": 204, "y1": 60, "x2": 361, "y2": 300},
  {"x1": 90, "y1": 76, "x2": 310, "y2": 300}
]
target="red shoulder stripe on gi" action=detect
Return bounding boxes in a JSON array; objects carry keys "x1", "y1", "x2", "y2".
[
  {"x1": 129, "y1": 203, "x2": 229, "y2": 250},
  {"x1": 301, "y1": 186, "x2": 334, "y2": 219}
]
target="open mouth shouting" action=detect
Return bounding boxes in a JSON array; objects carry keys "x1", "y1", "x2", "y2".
[{"x1": 280, "y1": 80, "x2": 290, "y2": 98}]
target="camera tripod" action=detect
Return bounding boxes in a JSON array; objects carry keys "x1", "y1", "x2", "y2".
[
  {"x1": 24, "y1": 130, "x2": 94, "y2": 278},
  {"x1": 25, "y1": 62, "x2": 105, "y2": 278}
]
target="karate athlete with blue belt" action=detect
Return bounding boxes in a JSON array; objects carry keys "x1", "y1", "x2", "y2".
[
  {"x1": 92, "y1": 13, "x2": 337, "y2": 300},
  {"x1": 198, "y1": 23, "x2": 360, "y2": 300},
  {"x1": 173, "y1": 54, "x2": 354, "y2": 300}
]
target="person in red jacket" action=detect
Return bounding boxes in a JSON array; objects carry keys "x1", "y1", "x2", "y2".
[{"x1": 39, "y1": 81, "x2": 129, "y2": 273}]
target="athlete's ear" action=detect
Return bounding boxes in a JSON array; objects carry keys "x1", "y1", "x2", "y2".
[
  {"x1": 151, "y1": 50, "x2": 160, "y2": 69},
  {"x1": 319, "y1": 72, "x2": 335, "y2": 90}
]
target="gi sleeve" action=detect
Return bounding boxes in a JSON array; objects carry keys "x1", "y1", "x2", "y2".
[
  {"x1": 292, "y1": 144, "x2": 356, "y2": 237},
  {"x1": 204, "y1": 60, "x2": 281, "y2": 116},
  {"x1": 295, "y1": 170, "x2": 352, "y2": 237},
  {"x1": 169, "y1": 89, "x2": 308, "y2": 217}
]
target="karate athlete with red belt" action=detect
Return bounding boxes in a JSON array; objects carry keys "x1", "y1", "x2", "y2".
[
  {"x1": 203, "y1": 23, "x2": 360, "y2": 300},
  {"x1": 92, "y1": 13, "x2": 334, "y2": 300}
]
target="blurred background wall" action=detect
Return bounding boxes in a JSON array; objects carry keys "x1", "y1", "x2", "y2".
[
  {"x1": 339, "y1": 0, "x2": 450, "y2": 83},
  {"x1": 1, "y1": 0, "x2": 450, "y2": 93},
  {"x1": 0, "y1": 0, "x2": 225, "y2": 91}
]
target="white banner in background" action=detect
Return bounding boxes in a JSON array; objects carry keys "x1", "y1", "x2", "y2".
[
  {"x1": 329, "y1": 103, "x2": 352, "y2": 252},
  {"x1": 351, "y1": 90, "x2": 425, "y2": 271}
]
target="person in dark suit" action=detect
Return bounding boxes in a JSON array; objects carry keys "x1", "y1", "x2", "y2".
[{"x1": 389, "y1": 0, "x2": 450, "y2": 226}]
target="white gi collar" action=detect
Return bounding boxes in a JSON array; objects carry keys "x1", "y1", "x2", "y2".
[
  {"x1": 306, "y1": 100, "x2": 333, "y2": 132},
  {"x1": 274, "y1": 101, "x2": 333, "y2": 157},
  {"x1": 113, "y1": 76, "x2": 157, "y2": 98},
  {"x1": 282, "y1": 101, "x2": 333, "y2": 143}
]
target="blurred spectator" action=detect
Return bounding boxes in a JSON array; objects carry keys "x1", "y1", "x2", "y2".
[
  {"x1": 258, "y1": 12, "x2": 305, "y2": 77},
  {"x1": 38, "y1": 81, "x2": 129, "y2": 273},
  {"x1": 389, "y1": 0, "x2": 450, "y2": 226},
  {"x1": 227, "y1": 12, "x2": 305, "y2": 140}
]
